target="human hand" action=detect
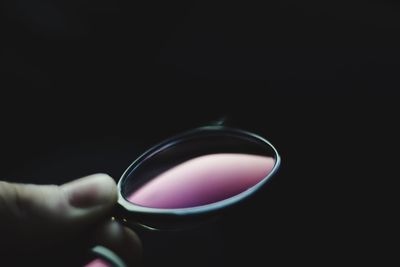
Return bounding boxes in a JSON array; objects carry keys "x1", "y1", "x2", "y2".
[{"x1": 0, "y1": 174, "x2": 142, "y2": 267}]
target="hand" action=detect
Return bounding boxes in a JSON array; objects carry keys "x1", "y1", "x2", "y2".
[{"x1": 0, "y1": 174, "x2": 142, "y2": 267}]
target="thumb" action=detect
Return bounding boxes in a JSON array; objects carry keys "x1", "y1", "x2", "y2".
[{"x1": 0, "y1": 174, "x2": 117, "y2": 249}]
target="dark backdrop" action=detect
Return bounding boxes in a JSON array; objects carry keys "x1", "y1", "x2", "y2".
[{"x1": 1, "y1": 1, "x2": 398, "y2": 266}]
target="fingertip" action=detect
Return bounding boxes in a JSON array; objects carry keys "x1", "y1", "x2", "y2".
[
  {"x1": 93, "y1": 220, "x2": 143, "y2": 267},
  {"x1": 61, "y1": 173, "x2": 118, "y2": 209}
]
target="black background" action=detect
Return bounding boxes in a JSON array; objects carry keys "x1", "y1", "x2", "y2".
[{"x1": 1, "y1": 0, "x2": 398, "y2": 266}]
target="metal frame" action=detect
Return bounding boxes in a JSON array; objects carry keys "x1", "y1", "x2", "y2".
[{"x1": 116, "y1": 125, "x2": 281, "y2": 222}]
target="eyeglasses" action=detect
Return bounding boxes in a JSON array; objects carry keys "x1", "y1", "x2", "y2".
[
  {"x1": 86, "y1": 125, "x2": 281, "y2": 267},
  {"x1": 114, "y1": 125, "x2": 281, "y2": 230}
]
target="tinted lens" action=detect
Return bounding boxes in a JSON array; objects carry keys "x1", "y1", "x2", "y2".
[
  {"x1": 84, "y1": 258, "x2": 113, "y2": 267},
  {"x1": 120, "y1": 127, "x2": 279, "y2": 209}
]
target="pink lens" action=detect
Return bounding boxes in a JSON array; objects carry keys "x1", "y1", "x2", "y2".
[
  {"x1": 127, "y1": 153, "x2": 275, "y2": 208},
  {"x1": 84, "y1": 258, "x2": 112, "y2": 267}
]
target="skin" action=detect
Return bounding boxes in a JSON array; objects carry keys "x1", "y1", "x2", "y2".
[{"x1": 0, "y1": 173, "x2": 142, "y2": 267}]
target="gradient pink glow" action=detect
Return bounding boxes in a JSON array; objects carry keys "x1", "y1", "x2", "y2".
[
  {"x1": 84, "y1": 258, "x2": 112, "y2": 267},
  {"x1": 127, "y1": 153, "x2": 275, "y2": 208}
]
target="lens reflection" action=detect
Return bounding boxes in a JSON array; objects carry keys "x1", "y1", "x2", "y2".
[
  {"x1": 120, "y1": 127, "x2": 279, "y2": 211},
  {"x1": 127, "y1": 153, "x2": 275, "y2": 208}
]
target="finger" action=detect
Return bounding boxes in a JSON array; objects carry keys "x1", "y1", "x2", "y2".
[
  {"x1": 92, "y1": 220, "x2": 143, "y2": 267},
  {"x1": 0, "y1": 174, "x2": 117, "y2": 248}
]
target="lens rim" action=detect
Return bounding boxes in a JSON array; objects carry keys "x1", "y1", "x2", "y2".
[{"x1": 117, "y1": 126, "x2": 281, "y2": 218}]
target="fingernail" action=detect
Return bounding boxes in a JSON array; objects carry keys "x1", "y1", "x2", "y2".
[{"x1": 62, "y1": 174, "x2": 117, "y2": 208}]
